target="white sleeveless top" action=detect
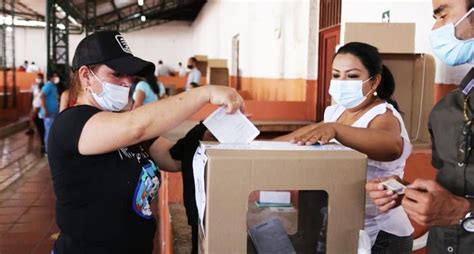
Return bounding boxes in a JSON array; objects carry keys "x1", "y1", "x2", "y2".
[{"x1": 324, "y1": 102, "x2": 414, "y2": 246}]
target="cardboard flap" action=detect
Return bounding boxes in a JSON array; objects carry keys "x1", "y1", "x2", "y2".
[
  {"x1": 208, "y1": 59, "x2": 227, "y2": 68},
  {"x1": 382, "y1": 53, "x2": 435, "y2": 145},
  {"x1": 345, "y1": 23, "x2": 415, "y2": 53},
  {"x1": 195, "y1": 55, "x2": 208, "y2": 61},
  {"x1": 207, "y1": 59, "x2": 229, "y2": 86}
]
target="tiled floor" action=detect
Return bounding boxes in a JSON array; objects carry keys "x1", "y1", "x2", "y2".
[
  {"x1": 0, "y1": 128, "x2": 55, "y2": 254},
  {"x1": 0, "y1": 165, "x2": 58, "y2": 254},
  {"x1": 0, "y1": 128, "x2": 161, "y2": 254}
]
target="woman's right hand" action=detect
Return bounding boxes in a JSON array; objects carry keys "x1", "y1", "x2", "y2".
[
  {"x1": 203, "y1": 85, "x2": 244, "y2": 113},
  {"x1": 366, "y1": 176, "x2": 403, "y2": 213}
]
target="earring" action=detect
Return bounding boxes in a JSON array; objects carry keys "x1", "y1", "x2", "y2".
[
  {"x1": 85, "y1": 83, "x2": 91, "y2": 93},
  {"x1": 373, "y1": 91, "x2": 378, "y2": 97}
]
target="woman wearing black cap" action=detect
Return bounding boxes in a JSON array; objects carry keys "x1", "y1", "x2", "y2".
[{"x1": 48, "y1": 31, "x2": 244, "y2": 254}]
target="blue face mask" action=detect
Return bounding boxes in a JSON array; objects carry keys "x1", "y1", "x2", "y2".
[
  {"x1": 429, "y1": 8, "x2": 474, "y2": 66},
  {"x1": 329, "y1": 78, "x2": 372, "y2": 109}
]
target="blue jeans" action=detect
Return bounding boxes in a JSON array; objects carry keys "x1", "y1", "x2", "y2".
[{"x1": 43, "y1": 114, "x2": 57, "y2": 153}]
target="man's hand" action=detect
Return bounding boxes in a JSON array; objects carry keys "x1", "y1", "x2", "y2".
[{"x1": 401, "y1": 179, "x2": 470, "y2": 226}]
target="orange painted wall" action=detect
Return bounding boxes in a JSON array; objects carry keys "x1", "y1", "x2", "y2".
[
  {"x1": 306, "y1": 80, "x2": 317, "y2": 120},
  {"x1": 0, "y1": 91, "x2": 32, "y2": 121},
  {"x1": 160, "y1": 75, "x2": 307, "y2": 102},
  {"x1": 190, "y1": 101, "x2": 308, "y2": 121},
  {"x1": 0, "y1": 72, "x2": 37, "y2": 91},
  {"x1": 0, "y1": 72, "x2": 39, "y2": 118},
  {"x1": 158, "y1": 76, "x2": 207, "y2": 90},
  {"x1": 236, "y1": 76, "x2": 307, "y2": 101},
  {"x1": 190, "y1": 78, "x2": 317, "y2": 121}
]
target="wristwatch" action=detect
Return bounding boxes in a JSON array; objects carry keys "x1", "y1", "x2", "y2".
[{"x1": 462, "y1": 212, "x2": 474, "y2": 232}]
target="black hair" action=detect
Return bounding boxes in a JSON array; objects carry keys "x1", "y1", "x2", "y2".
[
  {"x1": 190, "y1": 57, "x2": 197, "y2": 64},
  {"x1": 467, "y1": 0, "x2": 473, "y2": 9},
  {"x1": 48, "y1": 71, "x2": 58, "y2": 79},
  {"x1": 335, "y1": 42, "x2": 399, "y2": 111},
  {"x1": 145, "y1": 74, "x2": 161, "y2": 96}
]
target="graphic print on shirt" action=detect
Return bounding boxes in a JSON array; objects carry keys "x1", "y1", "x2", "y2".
[
  {"x1": 118, "y1": 145, "x2": 160, "y2": 219},
  {"x1": 132, "y1": 158, "x2": 160, "y2": 219}
]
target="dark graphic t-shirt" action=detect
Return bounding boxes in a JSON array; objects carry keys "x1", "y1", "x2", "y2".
[{"x1": 48, "y1": 105, "x2": 160, "y2": 254}]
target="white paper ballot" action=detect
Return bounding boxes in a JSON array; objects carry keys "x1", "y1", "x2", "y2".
[
  {"x1": 203, "y1": 107, "x2": 260, "y2": 144},
  {"x1": 260, "y1": 191, "x2": 291, "y2": 204},
  {"x1": 193, "y1": 145, "x2": 208, "y2": 234}
]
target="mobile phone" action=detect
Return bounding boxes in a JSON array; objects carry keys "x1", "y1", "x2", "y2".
[{"x1": 381, "y1": 178, "x2": 407, "y2": 195}]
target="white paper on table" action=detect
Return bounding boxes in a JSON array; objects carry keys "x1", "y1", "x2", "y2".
[
  {"x1": 192, "y1": 145, "x2": 208, "y2": 234},
  {"x1": 203, "y1": 106, "x2": 260, "y2": 144},
  {"x1": 260, "y1": 191, "x2": 291, "y2": 204},
  {"x1": 206, "y1": 140, "x2": 351, "y2": 151}
]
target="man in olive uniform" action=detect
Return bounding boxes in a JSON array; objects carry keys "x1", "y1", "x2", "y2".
[{"x1": 367, "y1": 0, "x2": 474, "y2": 253}]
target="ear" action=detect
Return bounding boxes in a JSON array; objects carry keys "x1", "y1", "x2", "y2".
[
  {"x1": 79, "y1": 66, "x2": 91, "y2": 84},
  {"x1": 371, "y1": 73, "x2": 382, "y2": 91},
  {"x1": 78, "y1": 66, "x2": 93, "y2": 91}
]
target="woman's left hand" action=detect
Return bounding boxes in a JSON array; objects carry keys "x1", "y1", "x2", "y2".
[{"x1": 291, "y1": 123, "x2": 338, "y2": 145}]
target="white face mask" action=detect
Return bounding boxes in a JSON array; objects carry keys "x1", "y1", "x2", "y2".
[
  {"x1": 89, "y1": 70, "x2": 130, "y2": 112},
  {"x1": 35, "y1": 78, "x2": 42, "y2": 84},
  {"x1": 52, "y1": 77, "x2": 60, "y2": 84},
  {"x1": 329, "y1": 78, "x2": 372, "y2": 109},
  {"x1": 429, "y1": 8, "x2": 474, "y2": 66}
]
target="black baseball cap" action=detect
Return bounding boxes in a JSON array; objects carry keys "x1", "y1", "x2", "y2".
[{"x1": 71, "y1": 30, "x2": 155, "y2": 77}]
